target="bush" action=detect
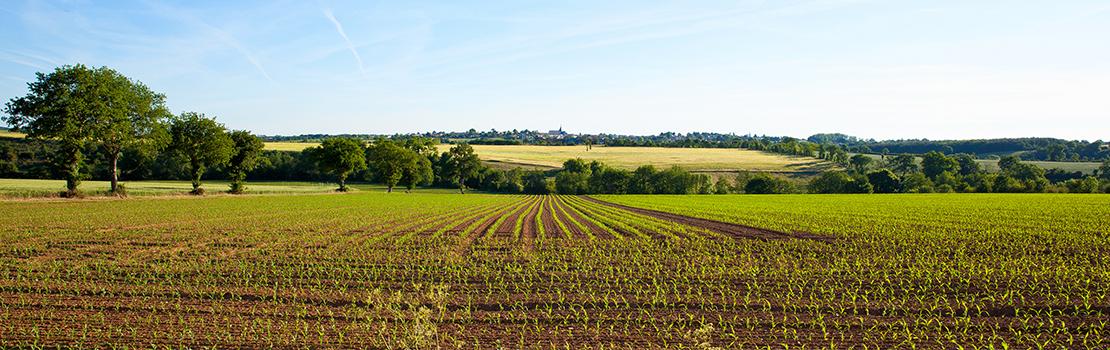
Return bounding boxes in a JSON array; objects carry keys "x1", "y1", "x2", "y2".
[
  {"x1": 1064, "y1": 176, "x2": 1100, "y2": 193},
  {"x1": 744, "y1": 174, "x2": 796, "y2": 194}
]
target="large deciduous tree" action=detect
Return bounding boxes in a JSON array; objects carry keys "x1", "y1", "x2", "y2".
[
  {"x1": 848, "y1": 154, "x2": 872, "y2": 173},
  {"x1": 367, "y1": 139, "x2": 410, "y2": 192},
  {"x1": 4, "y1": 65, "x2": 172, "y2": 196},
  {"x1": 889, "y1": 154, "x2": 919, "y2": 176},
  {"x1": 920, "y1": 151, "x2": 958, "y2": 179},
  {"x1": 96, "y1": 76, "x2": 172, "y2": 195},
  {"x1": 226, "y1": 130, "x2": 265, "y2": 194},
  {"x1": 169, "y1": 112, "x2": 234, "y2": 194},
  {"x1": 307, "y1": 137, "x2": 366, "y2": 191},
  {"x1": 442, "y1": 143, "x2": 481, "y2": 194}
]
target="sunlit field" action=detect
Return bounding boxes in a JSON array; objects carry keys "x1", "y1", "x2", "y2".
[{"x1": 2, "y1": 192, "x2": 1106, "y2": 348}]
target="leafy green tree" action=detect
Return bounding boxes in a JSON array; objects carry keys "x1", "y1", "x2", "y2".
[
  {"x1": 367, "y1": 139, "x2": 410, "y2": 192},
  {"x1": 744, "y1": 174, "x2": 795, "y2": 194},
  {"x1": 555, "y1": 171, "x2": 590, "y2": 194},
  {"x1": 306, "y1": 137, "x2": 366, "y2": 191},
  {"x1": 628, "y1": 165, "x2": 657, "y2": 194},
  {"x1": 226, "y1": 130, "x2": 264, "y2": 194},
  {"x1": 4, "y1": 65, "x2": 110, "y2": 195},
  {"x1": 993, "y1": 174, "x2": 1022, "y2": 193},
  {"x1": 589, "y1": 166, "x2": 630, "y2": 194},
  {"x1": 562, "y1": 158, "x2": 590, "y2": 173},
  {"x1": 846, "y1": 173, "x2": 874, "y2": 193},
  {"x1": 401, "y1": 136, "x2": 438, "y2": 157},
  {"x1": 889, "y1": 154, "x2": 919, "y2": 176},
  {"x1": 399, "y1": 152, "x2": 433, "y2": 192},
  {"x1": 713, "y1": 177, "x2": 732, "y2": 194},
  {"x1": 963, "y1": 173, "x2": 996, "y2": 193},
  {"x1": 808, "y1": 171, "x2": 853, "y2": 194},
  {"x1": 94, "y1": 76, "x2": 172, "y2": 194},
  {"x1": 523, "y1": 172, "x2": 553, "y2": 194},
  {"x1": 169, "y1": 112, "x2": 234, "y2": 194},
  {"x1": 849, "y1": 154, "x2": 872, "y2": 173},
  {"x1": 442, "y1": 143, "x2": 481, "y2": 194},
  {"x1": 998, "y1": 155, "x2": 1021, "y2": 172},
  {"x1": 866, "y1": 169, "x2": 901, "y2": 194},
  {"x1": 921, "y1": 151, "x2": 958, "y2": 179},
  {"x1": 1064, "y1": 176, "x2": 1100, "y2": 193},
  {"x1": 900, "y1": 172, "x2": 934, "y2": 193},
  {"x1": 1004, "y1": 162, "x2": 1048, "y2": 193},
  {"x1": 953, "y1": 153, "x2": 982, "y2": 176},
  {"x1": 1098, "y1": 159, "x2": 1110, "y2": 181}
]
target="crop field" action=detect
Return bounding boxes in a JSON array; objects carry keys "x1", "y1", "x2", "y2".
[
  {"x1": 264, "y1": 142, "x2": 834, "y2": 173},
  {"x1": 1, "y1": 193, "x2": 1108, "y2": 348}
]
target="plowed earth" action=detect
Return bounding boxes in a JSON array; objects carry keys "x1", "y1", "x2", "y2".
[{"x1": 1, "y1": 193, "x2": 1105, "y2": 349}]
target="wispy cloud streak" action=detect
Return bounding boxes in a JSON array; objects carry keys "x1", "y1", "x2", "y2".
[{"x1": 323, "y1": 8, "x2": 365, "y2": 74}]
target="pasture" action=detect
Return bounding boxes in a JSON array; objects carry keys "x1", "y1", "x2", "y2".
[{"x1": 1, "y1": 192, "x2": 1106, "y2": 348}]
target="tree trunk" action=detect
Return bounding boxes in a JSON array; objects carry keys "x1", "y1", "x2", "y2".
[
  {"x1": 190, "y1": 158, "x2": 203, "y2": 193},
  {"x1": 109, "y1": 152, "x2": 120, "y2": 193},
  {"x1": 338, "y1": 174, "x2": 347, "y2": 191},
  {"x1": 387, "y1": 185, "x2": 393, "y2": 193},
  {"x1": 61, "y1": 142, "x2": 83, "y2": 196},
  {"x1": 458, "y1": 177, "x2": 465, "y2": 194}
]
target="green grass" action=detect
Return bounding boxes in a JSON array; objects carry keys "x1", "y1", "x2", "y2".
[{"x1": 0, "y1": 178, "x2": 472, "y2": 198}]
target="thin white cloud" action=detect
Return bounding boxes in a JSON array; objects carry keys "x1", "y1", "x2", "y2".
[
  {"x1": 142, "y1": 0, "x2": 274, "y2": 83},
  {"x1": 322, "y1": 8, "x2": 366, "y2": 74}
]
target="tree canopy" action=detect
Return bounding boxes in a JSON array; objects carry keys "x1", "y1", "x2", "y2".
[
  {"x1": 169, "y1": 112, "x2": 234, "y2": 194},
  {"x1": 307, "y1": 137, "x2": 366, "y2": 191}
]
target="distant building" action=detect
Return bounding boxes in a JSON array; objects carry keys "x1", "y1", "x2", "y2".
[{"x1": 544, "y1": 127, "x2": 567, "y2": 139}]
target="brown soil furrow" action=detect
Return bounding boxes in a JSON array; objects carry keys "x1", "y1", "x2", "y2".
[
  {"x1": 520, "y1": 196, "x2": 542, "y2": 243},
  {"x1": 554, "y1": 196, "x2": 616, "y2": 239},
  {"x1": 580, "y1": 196, "x2": 832, "y2": 242},
  {"x1": 454, "y1": 197, "x2": 534, "y2": 255},
  {"x1": 539, "y1": 196, "x2": 559, "y2": 239},
  {"x1": 492, "y1": 196, "x2": 535, "y2": 238},
  {"x1": 549, "y1": 196, "x2": 587, "y2": 239},
  {"x1": 442, "y1": 204, "x2": 509, "y2": 237}
]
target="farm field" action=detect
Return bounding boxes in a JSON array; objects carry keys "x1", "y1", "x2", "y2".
[
  {"x1": 1, "y1": 193, "x2": 1107, "y2": 348},
  {"x1": 265, "y1": 142, "x2": 834, "y2": 173},
  {"x1": 0, "y1": 179, "x2": 467, "y2": 198},
  {"x1": 855, "y1": 153, "x2": 1103, "y2": 174}
]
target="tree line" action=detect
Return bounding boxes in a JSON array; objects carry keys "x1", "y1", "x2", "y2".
[{"x1": 4, "y1": 65, "x2": 1109, "y2": 196}]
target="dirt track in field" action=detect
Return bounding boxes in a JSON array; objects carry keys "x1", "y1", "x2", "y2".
[{"x1": 580, "y1": 196, "x2": 833, "y2": 242}]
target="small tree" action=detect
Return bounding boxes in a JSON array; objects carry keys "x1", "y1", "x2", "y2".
[
  {"x1": 226, "y1": 130, "x2": 264, "y2": 194},
  {"x1": 307, "y1": 137, "x2": 366, "y2": 191},
  {"x1": 169, "y1": 112, "x2": 234, "y2": 194}
]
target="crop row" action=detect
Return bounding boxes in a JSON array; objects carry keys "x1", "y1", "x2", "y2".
[{"x1": 1, "y1": 193, "x2": 1107, "y2": 348}]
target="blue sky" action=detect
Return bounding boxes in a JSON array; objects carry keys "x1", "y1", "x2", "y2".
[{"x1": 2, "y1": 0, "x2": 1108, "y2": 140}]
